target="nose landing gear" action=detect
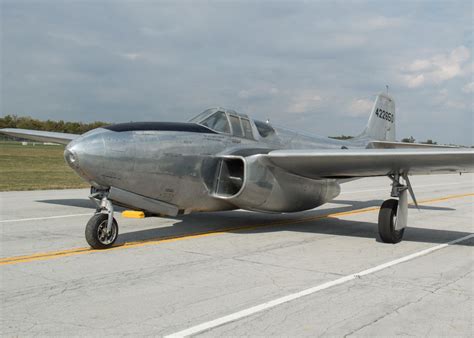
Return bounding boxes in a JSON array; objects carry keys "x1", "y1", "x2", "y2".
[{"x1": 86, "y1": 192, "x2": 118, "y2": 249}]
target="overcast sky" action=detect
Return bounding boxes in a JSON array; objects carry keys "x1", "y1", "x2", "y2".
[{"x1": 1, "y1": 0, "x2": 473, "y2": 144}]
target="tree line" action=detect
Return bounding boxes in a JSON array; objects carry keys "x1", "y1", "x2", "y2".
[
  {"x1": 0, "y1": 115, "x2": 108, "y2": 134},
  {"x1": 330, "y1": 135, "x2": 439, "y2": 144},
  {"x1": 400, "y1": 136, "x2": 437, "y2": 144}
]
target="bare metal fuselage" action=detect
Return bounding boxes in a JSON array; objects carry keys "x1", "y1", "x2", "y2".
[
  {"x1": 6, "y1": 93, "x2": 472, "y2": 248},
  {"x1": 64, "y1": 124, "x2": 366, "y2": 216}
]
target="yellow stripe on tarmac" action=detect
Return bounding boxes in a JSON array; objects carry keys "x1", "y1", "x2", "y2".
[{"x1": 1, "y1": 192, "x2": 472, "y2": 266}]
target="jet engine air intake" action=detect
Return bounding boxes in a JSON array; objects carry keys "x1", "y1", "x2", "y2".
[{"x1": 213, "y1": 157, "x2": 244, "y2": 197}]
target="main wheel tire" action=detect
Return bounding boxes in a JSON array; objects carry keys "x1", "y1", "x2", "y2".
[
  {"x1": 378, "y1": 198, "x2": 405, "y2": 244},
  {"x1": 85, "y1": 213, "x2": 118, "y2": 249}
]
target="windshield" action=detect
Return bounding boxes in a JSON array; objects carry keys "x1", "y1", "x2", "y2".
[
  {"x1": 188, "y1": 109, "x2": 214, "y2": 123},
  {"x1": 199, "y1": 111, "x2": 231, "y2": 134}
]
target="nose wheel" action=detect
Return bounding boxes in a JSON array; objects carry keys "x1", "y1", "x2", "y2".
[
  {"x1": 86, "y1": 192, "x2": 119, "y2": 249},
  {"x1": 85, "y1": 213, "x2": 119, "y2": 249}
]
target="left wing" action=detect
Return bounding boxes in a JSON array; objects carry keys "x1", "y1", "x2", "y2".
[
  {"x1": 0, "y1": 128, "x2": 79, "y2": 145},
  {"x1": 263, "y1": 149, "x2": 474, "y2": 178}
]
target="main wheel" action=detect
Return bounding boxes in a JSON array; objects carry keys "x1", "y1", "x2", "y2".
[
  {"x1": 85, "y1": 213, "x2": 118, "y2": 249},
  {"x1": 378, "y1": 199, "x2": 404, "y2": 244}
]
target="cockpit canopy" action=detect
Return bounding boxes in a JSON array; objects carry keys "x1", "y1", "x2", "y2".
[
  {"x1": 189, "y1": 108, "x2": 254, "y2": 139},
  {"x1": 189, "y1": 108, "x2": 275, "y2": 139}
]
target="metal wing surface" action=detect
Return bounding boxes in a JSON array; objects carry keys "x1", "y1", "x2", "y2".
[
  {"x1": 264, "y1": 149, "x2": 474, "y2": 179},
  {"x1": 0, "y1": 128, "x2": 78, "y2": 145}
]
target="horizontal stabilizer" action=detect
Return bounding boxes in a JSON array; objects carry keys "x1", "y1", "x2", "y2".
[{"x1": 367, "y1": 141, "x2": 458, "y2": 149}]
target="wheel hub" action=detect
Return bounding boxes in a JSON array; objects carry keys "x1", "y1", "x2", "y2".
[{"x1": 97, "y1": 220, "x2": 116, "y2": 245}]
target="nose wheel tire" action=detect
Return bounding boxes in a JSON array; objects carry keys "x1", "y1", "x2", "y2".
[
  {"x1": 85, "y1": 214, "x2": 118, "y2": 249},
  {"x1": 378, "y1": 198, "x2": 404, "y2": 244}
]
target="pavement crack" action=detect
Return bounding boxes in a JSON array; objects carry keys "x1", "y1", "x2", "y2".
[
  {"x1": 343, "y1": 270, "x2": 473, "y2": 337},
  {"x1": 343, "y1": 296, "x2": 425, "y2": 337},
  {"x1": 231, "y1": 256, "x2": 345, "y2": 277}
]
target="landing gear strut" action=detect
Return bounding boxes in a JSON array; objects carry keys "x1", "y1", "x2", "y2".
[
  {"x1": 378, "y1": 173, "x2": 417, "y2": 244},
  {"x1": 86, "y1": 192, "x2": 118, "y2": 249}
]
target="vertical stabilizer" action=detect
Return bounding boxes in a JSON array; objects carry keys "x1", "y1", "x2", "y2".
[{"x1": 358, "y1": 93, "x2": 396, "y2": 141}]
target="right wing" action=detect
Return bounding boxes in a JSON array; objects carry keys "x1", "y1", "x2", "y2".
[
  {"x1": 264, "y1": 148, "x2": 474, "y2": 179},
  {"x1": 0, "y1": 128, "x2": 79, "y2": 145}
]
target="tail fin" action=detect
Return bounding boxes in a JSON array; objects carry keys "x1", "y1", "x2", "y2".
[{"x1": 357, "y1": 93, "x2": 396, "y2": 141}]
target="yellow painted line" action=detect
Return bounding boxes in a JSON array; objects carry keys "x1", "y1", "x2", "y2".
[
  {"x1": 415, "y1": 192, "x2": 473, "y2": 204},
  {"x1": 1, "y1": 192, "x2": 472, "y2": 266}
]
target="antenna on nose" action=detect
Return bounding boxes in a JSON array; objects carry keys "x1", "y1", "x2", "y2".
[{"x1": 386, "y1": 85, "x2": 389, "y2": 95}]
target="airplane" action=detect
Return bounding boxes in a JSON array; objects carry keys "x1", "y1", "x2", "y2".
[{"x1": 1, "y1": 92, "x2": 473, "y2": 249}]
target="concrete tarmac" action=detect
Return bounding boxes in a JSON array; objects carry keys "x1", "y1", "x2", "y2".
[{"x1": 1, "y1": 174, "x2": 473, "y2": 336}]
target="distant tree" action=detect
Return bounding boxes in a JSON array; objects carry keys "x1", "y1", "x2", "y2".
[
  {"x1": 422, "y1": 139, "x2": 437, "y2": 145},
  {"x1": 0, "y1": 114, "x2": 18, "y2": 128},
  {"x1": 401, "y1": 136, "x2": 416, "y2": 143},
  {"x1": 329, "y1": 135, "x2": 354, "y2": 140}
]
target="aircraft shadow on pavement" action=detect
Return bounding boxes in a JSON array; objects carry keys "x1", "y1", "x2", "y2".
[
  {"x1": 332, "y1": 199, "x2": 455, "y2": 211},
  {"x1": 38, "y1": 199, "x2": 95, "y2": 209},
  {"x1": 37, "y1": 199, "x2": 125, "y2": 211},
  {"x1": 37, "y1": 198, "x2": 455, "y2": 212},
  {"x1": 117, "y1": 199, "x2": 471, "y2": 247}
]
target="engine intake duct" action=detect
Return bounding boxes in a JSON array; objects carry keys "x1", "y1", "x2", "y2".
[{"x1": 213, "y1": 157, "x2": 244, "y2": 197}]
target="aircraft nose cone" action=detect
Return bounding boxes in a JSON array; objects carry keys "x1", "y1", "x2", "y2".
[
  {"x1": 64, "y1": 136, "x2": 91, "y2": 169},
  {"x1": 63, "y1": 129, "x2": 106, "y2": 184},
  {"x1": 64, "y1": 147, "x2": 79, "y2": 168}
]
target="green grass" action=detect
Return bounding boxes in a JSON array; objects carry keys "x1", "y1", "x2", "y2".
[{"x1": 0, "y1": 141, "x2": 89, "y2": 191}]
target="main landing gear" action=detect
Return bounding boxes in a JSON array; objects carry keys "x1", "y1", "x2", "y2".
[
  {"x1": 378, "y1": 173, "x2": 418, "y2": 244},
  {"x1": 86, "y1": 191, "x2": 118, "y2": 249}
]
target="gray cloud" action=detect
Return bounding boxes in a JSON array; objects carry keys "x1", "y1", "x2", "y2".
[{"x1": 1, "y1": 0, "x2": 472, "y2": 145}]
